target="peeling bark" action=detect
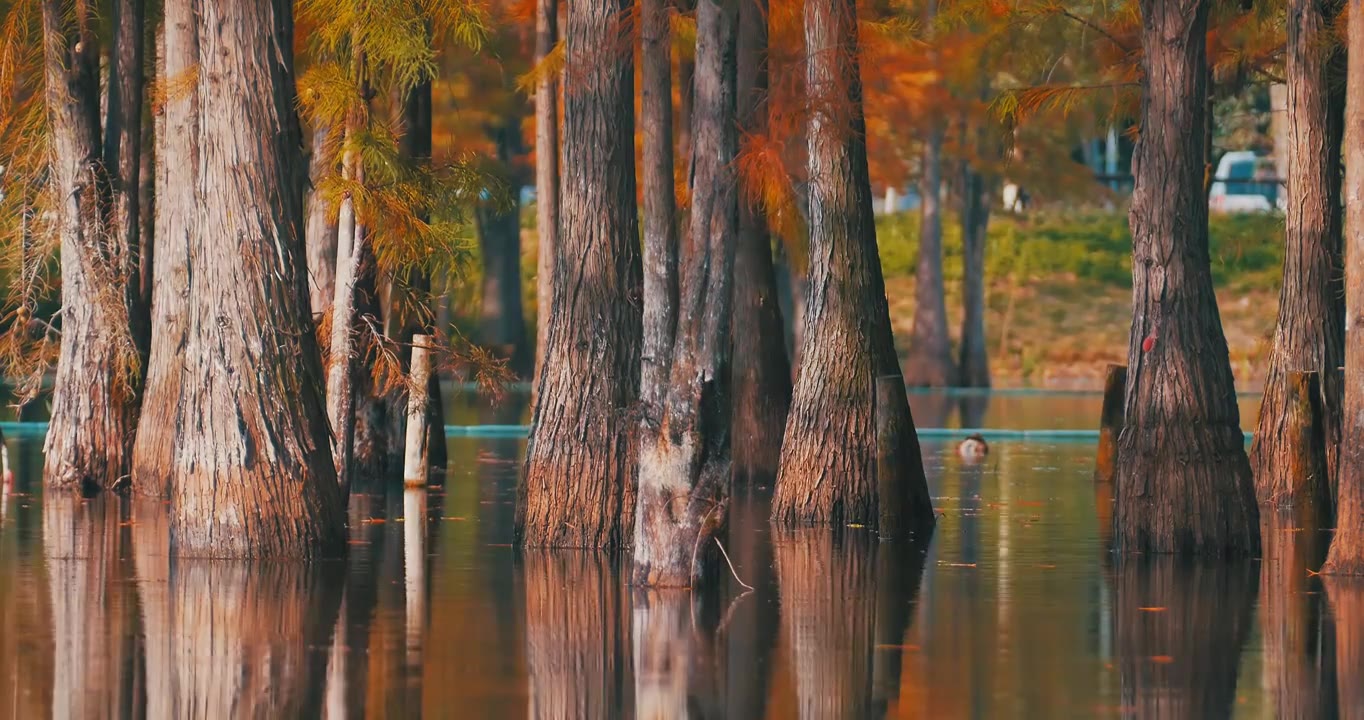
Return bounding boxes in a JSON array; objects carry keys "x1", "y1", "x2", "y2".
[{"x1": 634, "y1": 0, "x2": 738, "y2": 588}]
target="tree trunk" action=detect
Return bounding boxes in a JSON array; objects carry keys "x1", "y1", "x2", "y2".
[
  {"x1": 132, "y1": 0, "x2": 347, "y2": 557},
  {"x1": 957, "y1": 157, "x2": 991, "y2": 388},
  {"x1": 731, "y1": 0, "x2": 793, "y2": 484},
  {"x1": 1251, "y1": 0, "x2": 1344, "y2": 508},
  {"x1": 518, "y1": 0, "x2": 642, "y2": 549},
  {"x1": 1112, "y1": 0, "x2": 1258, "y2": 557},
  {"x1": 1114, "y1": 558, "x2": 1257, "y2": 717},
  {"x1": 771, "y1": 0, "x2": 935, "y2": 533},
  {"x1": 533, "y1": 0, "x2": 560, "y2": 386},
  {"x1": 634, "y1": 0, "x2": 738, "y2": 588},
  {"x1": 41, "y1": 0, "x2": 145, "y2": 494},
  {"x1": 397, "y1": 76, "x2": 447, "y2": 474},
  {"x1": 478, "y1": 120, "x2": 532, "y2": 377},
  {"x1": 523, "y1": 551, "x2": 631, "y2": 718},
  {"x1": 904, "y1": 123, "x2": 954, "y2": 387},
  {"x1": 306, "y1": 122, "x2": 338, "y2": 318},
  {"x1": 327, "y1": 135, "x2": 369, "y2": 500},
  {"x1": 1322, "y1": 0, "x2": 1364, "y2": 575},
  {"x1": 640, "y1": 0, "x2": 680, "y2": 420}
]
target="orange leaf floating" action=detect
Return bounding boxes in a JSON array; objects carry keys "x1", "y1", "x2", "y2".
[
  {"x1": 1149, "y1": 655, "x2": 1175, "y2": 664},
  {"x1": 944, "y1": 562, "x2": 978, "y2": 568},
  {"x1": 1138, "y1": 607, "x2": 1167, "y2": 612},
  {"x1": 874, "y1": 644, "x2": 921, "y2": 651}
]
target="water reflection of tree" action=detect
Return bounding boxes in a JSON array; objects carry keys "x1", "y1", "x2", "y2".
[
  {"x1": 1324, "y1": 576, "x2": 1364, "y2": 715},
  {"x1": 523, "y1": 551, "x2": 630, "y2": 718},
  {"x1": 43, "y1": 495, "x2": 141, "y2": 719},
  {"x1": 773, "y1": 528, "x2": 928, "y2": 718},
  {"x1": 1259, "y1": 506, "x2": 1336, "y2": 718},
  {"x1": 132, "y1": 504, "x2": 343, "y2": 717},
  {"x1": 1114, "y1": 557, "x2": 1256, "y2": 718},
  {"x1": 721, "y1": 489, "x2": 780, "y2": 718}
]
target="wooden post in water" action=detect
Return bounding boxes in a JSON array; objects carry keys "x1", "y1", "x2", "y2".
[
  {"x1": 1277, "y1": 370, "x2": 1331, "y2": 514},
  {"x1": 876, "y1": 374, "x2": 909, "y2": 539},
  {"x1": 403, "y1": 335, "x2": 433, "y2": 488},
  {"x1": 1095, "y1": 364, "x2": 1126, "y2": 484}
]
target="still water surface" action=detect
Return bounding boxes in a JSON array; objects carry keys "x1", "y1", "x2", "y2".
[{"x1": 0, "y1": 392, "x2": 1348, "y2": 718}]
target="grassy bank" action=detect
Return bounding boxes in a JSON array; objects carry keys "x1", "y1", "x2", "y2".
[{"x1": 463, "y1": 209, "x2": 1286, "y2": 390}]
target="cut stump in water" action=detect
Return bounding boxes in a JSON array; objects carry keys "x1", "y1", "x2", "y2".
[{"x1": 403, "y1": 335, "x2": 433, "y2": 488}]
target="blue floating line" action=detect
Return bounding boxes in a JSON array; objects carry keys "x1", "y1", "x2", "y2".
[{"x1": 447, "y1": 382, "x2": 1262, "y2": 399}]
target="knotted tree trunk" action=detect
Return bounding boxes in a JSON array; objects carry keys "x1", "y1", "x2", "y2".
[
  {"x1": 634, "y1": 0, "x2": 738, "y2": 588},
  {"x1": 731, "y1": 0, "x2": 793, "y2": 484},
  {"x1": 771, "y1": 0, "x2": 935, "y2": 535},
  {"x1": 518, "y1": 0, "x2": 642, "y2": 548},
  {"x1": 1251, "y1": 0, "x2": 1344, "y2": 508},
  {"x1": 1321, "y1": 0, "x2": 1364, "y2": 575},
  {"x1": 1112, "y1": 0, "x2": 1258, "y2": 556},
  {"x1": 41, "y1": 0, "x2": 146, "y2": 494},
  {"x1": 132, "y1": 0, "x2": 346, "y2": 557}
]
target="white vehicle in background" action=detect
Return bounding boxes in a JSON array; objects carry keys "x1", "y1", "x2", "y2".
[{"x1": 1209, "y1": 151, "x2": 1282, "y2": 213}]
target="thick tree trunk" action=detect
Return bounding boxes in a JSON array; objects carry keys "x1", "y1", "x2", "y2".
[
  {"x1": 640, "y1": 0, "x2": 681, "y2": 419},
  {"x1": 1114, "y1": 558, "x2": 1257, "y2": 717},
  {"x1": 1320, "y1": 0, "x2": 1364, "y2": 574},
  {"x1": 132, "y1": 0, "x2": 347, "y2": 557},
  {"x1": 957, "y1": 160, "x2": 991, "y2": 388},
  {"x1": 771, "y1": 0, "x2": 935, "y2": 533},
  {"x1": 1112, "y1": 0, "x2": 1258, "y2": 557},
  {"x1": 518, "y1": 0, "x2": 642, "y2": 549},
  {"x1": 306, "y1": 123, "x2": 338, "y2": 318},
  {"x1": 634, "y1": 0, "x2": 738, "y2": 588},
  {"x1": 904, "y1": 122, "x2": 954, "y2": 387},
  {"x1": 41, "y1": 0, "x2": 145, "y2": 494},
  {"x1": 533, "y1": 0, "x2": 560, "y2": 386},
  {"x1": 731, "y1": 0, "x2": 793, "y2": 484},
  {"x1": 1251, "y1": 0, "x2": 1344, "y2": 507},
  {"x1": 523, "y1": 551, "x2": 631, "y2": 718},
  {"x1": 478, "y1": 120, "x2": 532, "y2": 377}
]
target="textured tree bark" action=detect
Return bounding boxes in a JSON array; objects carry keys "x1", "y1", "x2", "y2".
[
  {"x1": 957, "y1": 159, "x2": 991, "y2": 388},
  {"x1": 533, "y1": 0, "x2": 560, "y2": 386},
  {"x1": 306, "y1": 123, "x2": 339, "y2": 318},
  {"x1": 1259, "y1": 505, "x2": 1337, "y2": 719},
  {"x1": 772, "y1": 0, "x2": 934, "y2": 533},
  {"x1": 1320, "y1": 0, "x2": 1364, "y2": 575},
  {"x1": 478, "y1": 120, "x2": 532, "y2": 377},
  {"x1": 132, "y1": 0, "x2": 347, "y2": 557},
  {"x1": 874, "y1": 375, "x2": 933, "y2": 540},
  {"x1": 43, "y1": 496, "x2": 141, "y2": 719},
  {"x1": 523, "y1": 551, "x2": 631, "y2": 718},
  {"x1": 634, "y1": 0, "x2": 738, "y2": 588},
  {"x1": 1251, "y1": 0, "x2": 1344, "y2": 507},
  {"x1": 1112, "y1": 0, "x2": 1258, "y2": 557},
  {"x1": 1114, "y1": 558, "x2": 1256, "y2": 717},
  {"x1": 518, "y1": 0, "x2": 642, "y2": 549},
  {"x1": 41, "y1": 0, "x2": 145, "y2": 494},
  {"x1": 731, "y1": 0, "x2": 793, "y2": 485},
  {"x1": 639, "y1": 0, "x2": 681, "y2": 421},
  {"x1": 133, "y1": 504, "x2": 343, "y2": 717}
]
